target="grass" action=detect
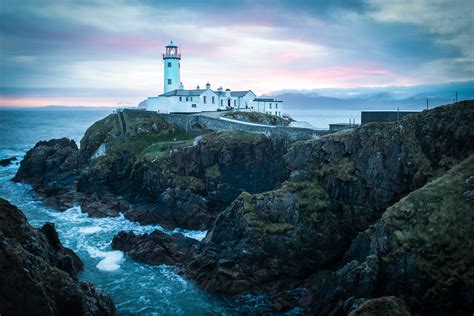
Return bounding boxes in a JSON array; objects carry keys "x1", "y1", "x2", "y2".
[
  {"x1": 383, "y1": 154, "x2": 474, "y2": 297},
  {"x1": 205, "y1": 164, "x2": 221, "y2": 179},
  {"x1": 204, "y1": 131, "x2": 266, "y2": 145},
  {"x1": 282, "y1": 181, "x2": 329, "y2": 223},
  {"x1": 316, "y1": 157, "x2": 356, "y2": 181},
  {"x1": 223, "y1": 111, "x2": 292, "y2": 126}
]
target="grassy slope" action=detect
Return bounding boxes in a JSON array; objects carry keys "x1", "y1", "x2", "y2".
[{"x1": 383, "y1": 154, "x2": 474, "y2": 296}]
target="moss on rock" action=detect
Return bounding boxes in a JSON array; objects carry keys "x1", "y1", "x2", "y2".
[
  {"x1": 205, "y1": 164, "x2": 221, "y2": 179},
  {"x1": 383, "y1": 154, "x2": 474, "y2": 298},
  {"x1": 315, "y1": 157, "x2": 356, "y2": 181}
]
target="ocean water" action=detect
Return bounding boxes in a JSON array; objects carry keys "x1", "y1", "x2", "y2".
[
  {"x1": 0, "y1": 108, "x2": 351, "y2": 315},
  {"x1": 286, "y1": 109, "x2": 362, "y2": 129},
  {"x1": 0, "y1": 109, "x2": 253, "y2": 315}
]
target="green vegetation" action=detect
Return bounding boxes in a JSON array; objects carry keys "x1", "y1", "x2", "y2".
[
  {"x1": 205, "y1": 131, "x2": 266, "y2": 145},
  {"x1": 205, "y1": 164, "x2": 221, "y2": 179},
  {"x1": 237, "y1": 191, "x2": 295, "y2": 235},
  {"x1": 172, "y1": 175, "x2": 205, "y2": 192},
  {"x1": 316, "y1": 157, "x2": 356, "y2": 181},
  {"x1": 349, "y1": 296, "x2": 411, "y2": 316},
  {"x1": 283, "y1": 181, "x2": 329, "y2": 223},
  {"x1": 223, "y1": 111, "x2": 293, "y2": 126},
  {"x1": 383, "y1": 154, "x2": 474, "y2": 297}
]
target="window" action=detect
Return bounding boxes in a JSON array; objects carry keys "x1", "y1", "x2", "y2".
[
  {"x1": 168, "y1": 79, "x2": 172, "y2": 85},
  {"x1": 186, "y1": 97, "x2": 188, "y2": 101},
  {"x1": 221, "y1": 99, "x2": 223, "y2": 106},
  {"x1": 190, "y1": 97, "x2": 193, "y2": 101},
  {"x1": 179, "y1": 96, "x2": 182, "y2": 101},
  {"x1": 192, "y1": 104, "x2": 197, "y2": 108},
  {"x1": 234, "y1": 100, "x2": 236, "y2": 106},
  {"x1": 179, "y1": 62, "x2": 180, "y2": 68},
  {"x1": 276, "y1": 104, "x2": 278, "y2": 109},
  {"x1": 167, "y1": 62, "x2": 171, "y2": 68},
  {"x1": 212, "y1": 96, "x2": 215, "y2": 104},
  {"x1": 269, "y1": 103, "x2": 272, "y2": 109},
  {"x1": 203, "y1": 96, "x2": 207, "y2": 103}
]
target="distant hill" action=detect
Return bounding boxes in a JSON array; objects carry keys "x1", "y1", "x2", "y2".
[
  {"x1": 266, "y1": 93, "x2": 456, "y2": 111},
  {"x1": 266, "y1": 80, "x2": 474, "y2": 110}
]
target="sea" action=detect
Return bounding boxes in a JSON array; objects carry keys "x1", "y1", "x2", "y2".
[{"x1": 0, "y1": 108, "x2": 364, "y2": 315}]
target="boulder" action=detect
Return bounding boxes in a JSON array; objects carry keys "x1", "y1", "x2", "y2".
[{"x1": 0, "y1": 198, "x2": 115, "y2": 315}]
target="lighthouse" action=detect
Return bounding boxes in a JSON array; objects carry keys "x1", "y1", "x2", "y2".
[{"x1": 163, "y1": 41, "x2": 181, "y2": 93}]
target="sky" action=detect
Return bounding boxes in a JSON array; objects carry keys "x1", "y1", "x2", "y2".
[{"x1": 0, "y1": 0, "x2": 473, "y2": 107}]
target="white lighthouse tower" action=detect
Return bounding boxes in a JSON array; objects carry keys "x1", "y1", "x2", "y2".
[{"x1": 163, "y1": 41, "x2": 181, "y2": 93}]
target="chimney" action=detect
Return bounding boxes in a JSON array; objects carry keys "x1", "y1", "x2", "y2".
[
  {"x1": 206, "y1": 82, "x2": 211, "y2": 90},
  {"x1": 179, "y1": 82, "x2": 184, "y2": 90},
  {"x1": 196, "y1": 85, "x2": 200, "y2": 89},
  {"x1": 225, "y1": 88, "x2": 231, "y2": 97}
]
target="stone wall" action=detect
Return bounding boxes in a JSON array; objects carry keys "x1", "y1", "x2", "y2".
[{"x1": 158, "y1": 113, "x2": 326, "y2": 141}]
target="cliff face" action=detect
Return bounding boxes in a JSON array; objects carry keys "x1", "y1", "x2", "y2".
[
  {"x1": 0, "y1": 198, "x2": 115, "y2": 315},
  {"x1": 15, "y1": 109, "x2": 288, "y2": 229},
  {"x1": 112, "y1": 101, "x2": 474, "y2": 315}
]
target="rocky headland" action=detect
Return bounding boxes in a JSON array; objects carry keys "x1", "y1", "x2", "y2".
[
  {"x1": 13, "y1": 101, "x2": 474, "y2": 315},
  {"x1": 0, "y1": 198, "x2": 115, "y2": 315}
]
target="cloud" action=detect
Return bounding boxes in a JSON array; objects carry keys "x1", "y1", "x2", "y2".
[{"x1": 0, "y1": 0, "x2": 472, "y2": 107}]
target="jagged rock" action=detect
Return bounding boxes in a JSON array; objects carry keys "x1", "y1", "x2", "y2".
[
  {"x1": 0, "y1": 198, "x2": 115, "y2": 315},
  {"x1": 124, "y1": 187, "x2": 211, "y2": 229},
  {"x1": 13, "y1": 138, "x2": 81, "y2": 210},
  {"x1": 0, "y1": 156, "x2": 17, "y2": 166},
  {"x1": 112, "y1": 230, "x2": 199, "y2": 266},
  {"x1": 347, "y1": 296, "x2": 411, "y2": 316},
  {"x1": 112, "y1": 102, "x2": 474, "y2": 315}
]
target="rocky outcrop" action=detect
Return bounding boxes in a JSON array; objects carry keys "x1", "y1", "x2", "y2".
[
  {"x1": 15, "y1": 110, "x2": 288, "y2": 229},
  {"x1": 0, "y1": 198, "x2": 115, "y2": 315},
  {"x1": 112, "y1": 230, "x2": 199, "y2": 266},
  {"x1": 0, "y1": 156, "x2": 17, "y2": 166},
  {"x1": 117, "y1": 131, "x2": 288, "y2": 229},
  {"x1": 112, "y1": 101, "x2": 474, "y2": 314},
  {"x1": 13, "y1": 138, "x2": 81, "y2": 211},
  {"x1": 347, "y1": 296, "x2": 412, "y2": 316},
  {"x1": 222, "y1": 111, "x2": 293, "y2": 126},
  {"x1": 307, "y1": 154, "x2": 474, "y2": 315}
]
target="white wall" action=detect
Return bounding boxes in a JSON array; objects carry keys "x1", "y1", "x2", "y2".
[
  {"x1": 163, "y1": 58, "x2": 181, "y2": 93},
  {"x1": 151, "y1": 90, "x2": 219, "y2": 113},
  {"x1": 253, "y1": 100, "x2": 283, "y2": 116}
]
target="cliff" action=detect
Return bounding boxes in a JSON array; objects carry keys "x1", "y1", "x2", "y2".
[
  {"x1": 111, "y1": 101, "x2": 473, "y2": 315},
  {"x1": 14, "y1": 109, "x2": 288, "y2": 229},
  {"x1": 13, "y1": 101, "x2": 474, "y2": 314},
  {"x1": 0, "y1": 198, "x2": 115, "y2": 315}
]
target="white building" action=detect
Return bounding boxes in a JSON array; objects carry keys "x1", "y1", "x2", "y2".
[{"x1": 142, "y1": 41, "x2": 282, "y2": 116}]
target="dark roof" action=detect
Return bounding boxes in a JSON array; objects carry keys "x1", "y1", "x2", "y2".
[
  {"x1": 231, "y1": 91, "x2": 252, "y2": 97},
  {"x1": 253, "y1": 97, "x2": 282, "y2": 102},
  {"x1": 159, "y1": 89, "x2": 207, "y2": 97}
]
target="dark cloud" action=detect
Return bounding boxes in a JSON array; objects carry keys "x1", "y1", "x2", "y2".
[{"x1": 0, "y1": 0, "x2": 472, "y2": 96}]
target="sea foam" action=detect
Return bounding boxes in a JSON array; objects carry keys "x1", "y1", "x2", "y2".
[{"x1": 87, "y1": 247, "x2": 124, "y2": 271}]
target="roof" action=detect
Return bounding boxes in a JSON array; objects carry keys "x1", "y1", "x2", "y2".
[
  {"x1": 253, "y1": 97, "x2": 282, "y2": 102},
  {"x1": 159, "y1": 89, "x2": 207, "y2": 97},
  {"x1": 230, "y1": 91, "x2": 253, "y2": 97}
]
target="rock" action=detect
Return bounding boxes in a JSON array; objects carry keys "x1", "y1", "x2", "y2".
[
  {"x1": 0, "y1": 156, "x2": 17, "y2": 166},
  {"x1": 124, "y1": 188, "x2": 211, "y2": 230},
  {"x1": 80, "y1": 195, "x2": 128, "y2": 218},
  {"x1": 111, "y1": 230, "x2": 199, "y2": 266},
  {"x1": 347, "y1": 296, "x2": 411, "y2": 316},
  {"x1": 309, "y1": 154, "x2": 474, "y2": 315},
  {"x1": 0, "y1": 198, "x2": 115, "y2": 315},
  {"x1": 13, "y1": 138, "x2": 81, "y2": 210}
]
